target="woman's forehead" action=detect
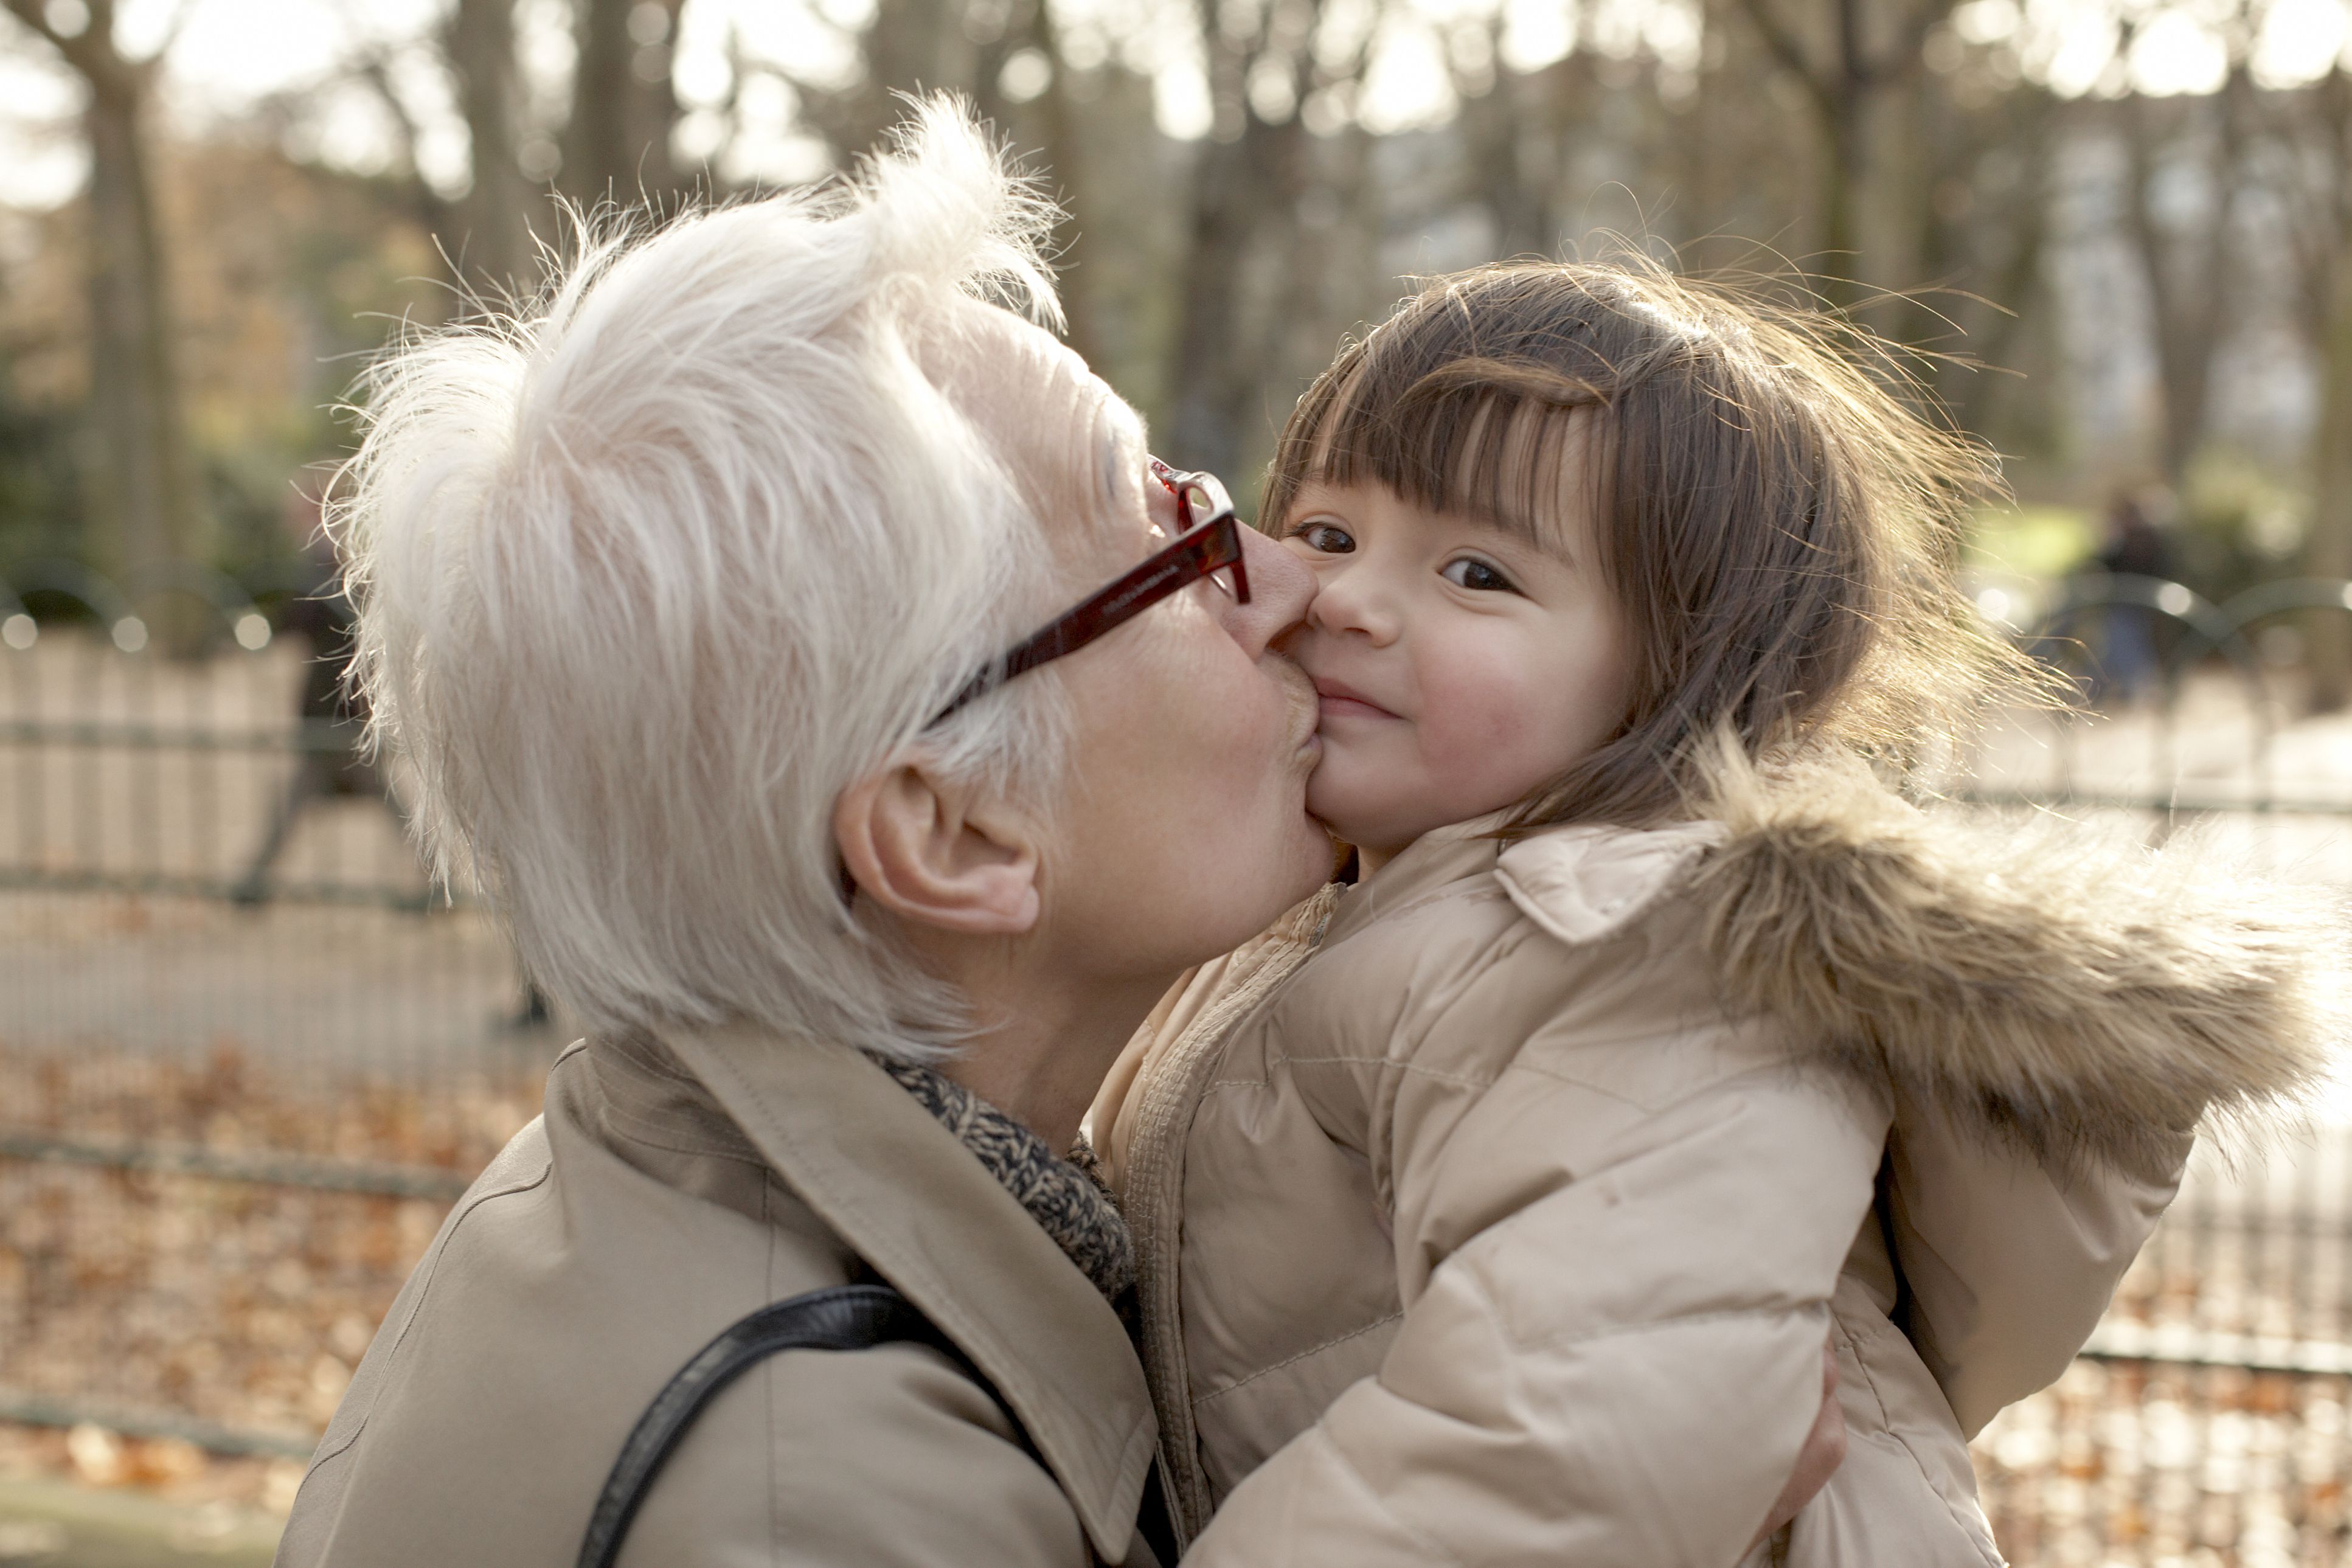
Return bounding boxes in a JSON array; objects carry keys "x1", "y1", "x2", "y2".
[
  {"x1": 1093, "y1": 394, "x2": 1148, "y2": 508},
  {"x1": 937, "y1": 309, "x2": 1141, "y2": 531},
  {"x1": 1008, "y1": 319, "x2": 1150, "y2": 524}
]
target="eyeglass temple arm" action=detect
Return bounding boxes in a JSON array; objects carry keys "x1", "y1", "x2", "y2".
[{"x1": 932, "y1": 519, "x2": 1245, "y2": 723}]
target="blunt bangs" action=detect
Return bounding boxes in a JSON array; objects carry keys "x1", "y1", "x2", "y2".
[{"x1": 1268, "y1": 276, "x2": 1625, "y2": 557}]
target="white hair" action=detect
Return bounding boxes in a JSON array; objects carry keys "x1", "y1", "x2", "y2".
[{"x1": 333, "y1": 100, "x2": 1100, "y2": 1061}]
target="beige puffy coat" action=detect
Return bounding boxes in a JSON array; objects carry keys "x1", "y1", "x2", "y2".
[
  {"x1": 279, "y1": 1028, "x2": 1162, "y2": 1568},
  {"x1": 1094, "y1": 768, "x2": 2336, "y2": 1567}
]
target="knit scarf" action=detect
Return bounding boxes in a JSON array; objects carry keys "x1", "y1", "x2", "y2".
[{"x1": 870, "y1": 1056, "x2": 1135, "y2": 1303}]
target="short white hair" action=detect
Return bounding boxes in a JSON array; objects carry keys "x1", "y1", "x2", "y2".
[{"x1": 335, "y1": 100, "x2": 1105, "y2": 1061}]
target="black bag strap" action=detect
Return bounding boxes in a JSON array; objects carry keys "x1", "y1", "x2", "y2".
[
  {"x1": 578, "y1": 1280, "x2": 1180, "y2": 1568},
  {"x1": 577, "y1": 1283, "x2": 1005, "y2": 1568}
]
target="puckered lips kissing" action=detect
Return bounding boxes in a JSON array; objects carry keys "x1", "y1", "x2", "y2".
[{"x1": 1266, "y1": 651, "x2": 1327, "y2": 766}]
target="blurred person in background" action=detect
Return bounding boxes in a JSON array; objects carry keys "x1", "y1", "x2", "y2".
[
  {"x1": 231, "y1": 489, "x2": 394, "y2": 906},
  {"x1": 2089, "y1": 487, "x2": 2179, "y2": 704}
]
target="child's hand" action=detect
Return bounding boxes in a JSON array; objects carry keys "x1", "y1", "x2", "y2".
[{"x1": 1751, "y1": 1340, "x2": 1847, "y2": 1551}]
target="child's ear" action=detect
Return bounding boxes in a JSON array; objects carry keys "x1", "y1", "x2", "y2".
[{"x1": 833, "y1": 758, "x2": 1042, "y2": 936}]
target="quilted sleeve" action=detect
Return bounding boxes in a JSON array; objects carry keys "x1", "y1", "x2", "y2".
[
  {"x1": 1886, "y1": 1097, "x2": 2186, "y2": 1438},
  {"x1": 1184, "y1": 1044, "x2": 1889, "y2": 1568}
]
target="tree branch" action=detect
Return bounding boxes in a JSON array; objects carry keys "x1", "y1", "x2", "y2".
[
  {"x1": 1727, "y1": 0, "x2": 1834, "y2": 114},
  {"x1": 138, "y1": 0, "x2": 199, "y2": 66},
  {"x1": 0, "y1": 0, "x2": 66, "y2": 47},
  {"x1": 1861, "y1": 0, "x2": 1955, "y2": 89}
]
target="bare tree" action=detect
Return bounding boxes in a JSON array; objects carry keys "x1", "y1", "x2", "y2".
[
  {"x1": 337, "y1": 0, "x2": 543, "y2": 300},
  {"x1": 345, "y1": 0, "x2": 688, "y2": 302},
  {"x1": 789, "y1": 0, "x2": 1032, "y2": 166},
  {"x1": 1167, "y1": 0, "x2": 1378, "y2": 487},
  {"x1": 0, "y1": 0, "x2": 201, "y2": 637},
  {"x1": 1450, "y1": 15, "x2": 1557, "y2": 261},
  {"x1": 1887, "y1": 51, "x2": 2059, "y2": 439},
  {"x1": 1724, "y1": 0, "x2": 1960, "y2": 302},
  {"x1": 2115, "y1": 63, "x2": 2249, "y2": 487},
  {"x1": 774, "y1": 0, "x2": 1119, "y2": 376},
  {"x1": 2267, "y1": 66, "x2": 2352, "y2": 706}
]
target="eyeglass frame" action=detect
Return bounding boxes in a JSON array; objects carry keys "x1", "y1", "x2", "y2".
[{"x1": 929, "y1": 460, "x2": 1249, "y2": 725}]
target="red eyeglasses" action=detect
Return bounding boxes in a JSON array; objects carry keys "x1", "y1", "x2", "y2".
[{"x1": 931, "y1": 460, "x2": 1249, "y2": 724}]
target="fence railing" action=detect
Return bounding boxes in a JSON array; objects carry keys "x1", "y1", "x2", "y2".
[
  {"x1": 0, "y1": 564, "x2": 2348, "y2": 1562},
  {"x1": 0, "y1": 566, "x2": 549, "y2": 1451}
]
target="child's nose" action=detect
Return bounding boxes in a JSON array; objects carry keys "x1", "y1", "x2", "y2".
[{"x1": 1305, "y1": 564, "x2": 1401, "y2": 645}]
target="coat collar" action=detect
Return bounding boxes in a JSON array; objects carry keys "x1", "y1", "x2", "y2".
[
  {"x1": 1319, "y1": 812, "x2": 1513, "y2": 949},
  {"x1": 1495, "y1": 820, "x2": 1726, "y2": 945},
  {"x1": 661, "y1": 1024, "x2": 1156, "y2": 1563},
  {"x1": 1321, "y1": 814, "x2": 1726, "y2": 953}
]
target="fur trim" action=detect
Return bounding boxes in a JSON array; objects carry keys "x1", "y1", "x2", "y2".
[{"x1": 1689, "y1": 748, "x2": 2349, "y2": 1178}]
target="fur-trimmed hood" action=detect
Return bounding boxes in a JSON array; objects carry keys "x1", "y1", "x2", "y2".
[{"x1": 1496, "y1": 753, "x2": 2348, "y2": 1178}]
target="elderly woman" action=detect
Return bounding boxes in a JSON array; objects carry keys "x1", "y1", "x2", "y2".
[{"x1": 276, "y1": 104, "x2": 1333, "y2": 1567}]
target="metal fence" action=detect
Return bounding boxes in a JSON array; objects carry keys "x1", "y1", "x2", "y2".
[
  {"x1": 1932, "y1": 574, "x2": 2352, "y2": 1567},
  {"x1": 0, "y1": 566, "x2": 555, "y2": 1454},
  {"x1": 0, "y1": 565, "x2": 2348, "y2": 1560}
]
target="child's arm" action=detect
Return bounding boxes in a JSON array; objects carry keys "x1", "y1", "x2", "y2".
[
  {"x1": 1887, "y1": 1097, "x2": 2186, "y2": 1437},
  {"x1": 1185, "y1": 1029, "x2": 1890, "y2": 1568}
]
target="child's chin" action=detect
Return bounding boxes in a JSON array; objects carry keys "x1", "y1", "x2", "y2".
[{"x1": 1303, "y1": 777, "x2": 1383, "y2": 848}]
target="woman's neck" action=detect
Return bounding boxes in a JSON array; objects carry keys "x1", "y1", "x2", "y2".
[{"x1": 932, "y1": 968, "x2": 1171, "y2": 1152}]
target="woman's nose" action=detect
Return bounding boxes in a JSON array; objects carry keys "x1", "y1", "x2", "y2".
[{"x1": 1216, "y1": 526, "x2": 1313, "y2": 658}]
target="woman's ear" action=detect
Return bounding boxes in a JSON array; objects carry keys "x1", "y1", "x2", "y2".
[{"x1": 834, "y1": 758, "x2": 1043, "y2": 936}]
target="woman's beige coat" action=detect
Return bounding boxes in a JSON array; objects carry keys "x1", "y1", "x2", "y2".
[
  {"x1": 1095, "y1": 766, "x2": 2336, "y2": 1567},
  {"x1": 277, "y1": 1028, "x2": 1164, "y2": 1568}
]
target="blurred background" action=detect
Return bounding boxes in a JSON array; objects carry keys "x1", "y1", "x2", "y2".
[{"x1": 0, "y1": 0, "x2": 2350, "y2": 1562}]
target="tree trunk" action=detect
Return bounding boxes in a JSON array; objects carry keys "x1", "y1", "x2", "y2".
[
  {"x1": 2304, "y1": 252, "x2": 2352, "y2": 709},
  {"x1": 2120, "y1": 82, "x2": 2238, "y2": 488},
  {"x1": 1030, "y1": 4, "x2": 1102, "y2": 373},
  {"x1": 1819, "y1": 94, "x2": 1865, "y2": 304},
  {"x1": 0, "y1": 0, "x2": 206, "y2": 648},
  {"x1": 1166, "y1": 0, "x2": 1332, "y2": 489},
  {"x1": 564, "y1": 0, "x2": 685, "y2": 211},
  {"x1": 446, "y1": 0, "x2": 538, "y2": 302},
  {"x1": 1457, "y1": 24, "x2": 1552, "y2": 262},
  {"x1": 1817, "y1": 0, "x2": 1867, "y2": 302},
  {"x1": 1728, "y1": 0, "x2": 1948, "y2": 313},
  {"x1": 81, "y1": 50, "x2": 198, "y2": 611},
  {"x1": 1168, "y1": 128, "x2": 1277, "y2": 484}
]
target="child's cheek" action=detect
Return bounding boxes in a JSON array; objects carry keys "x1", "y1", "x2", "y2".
[{"x1": 1414, "y1": 648, "x2": 1558, "y2": 809}]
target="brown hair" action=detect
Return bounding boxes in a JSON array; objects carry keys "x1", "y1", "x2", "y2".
[{"x1": 1262, "y1": 258, "x2": 2044, "y2": 831}]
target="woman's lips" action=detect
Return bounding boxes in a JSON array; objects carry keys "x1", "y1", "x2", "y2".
[{"x1": 1312, "y1": 678, "x2": 1398, "y2": 721}]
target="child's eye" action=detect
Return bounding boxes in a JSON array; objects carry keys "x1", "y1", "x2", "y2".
[
  {"x1": 1290, "y1": 521, "x2": 1356, "y2": 554},
  {"x1": 1441, "y1": 557, "x2": 1517, "y2": 593}
]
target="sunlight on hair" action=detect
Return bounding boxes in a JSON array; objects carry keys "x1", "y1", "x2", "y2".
[{"x1": 331, "y1": 97, "x2": 1085, "y2": 1063}]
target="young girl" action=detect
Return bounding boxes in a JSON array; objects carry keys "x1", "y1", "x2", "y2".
[{"x1": 1091, "y1": 263, "x2": 2338, "y2": 1565}]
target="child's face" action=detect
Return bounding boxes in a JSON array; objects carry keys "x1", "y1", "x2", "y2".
[{"x1": 1276, "y1": 479, "x2": 1631, "y2": 867}]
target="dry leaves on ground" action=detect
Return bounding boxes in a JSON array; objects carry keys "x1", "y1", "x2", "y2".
[{"x1": 0, "y1": 1042, "x2": 541, "y2": 1450}]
